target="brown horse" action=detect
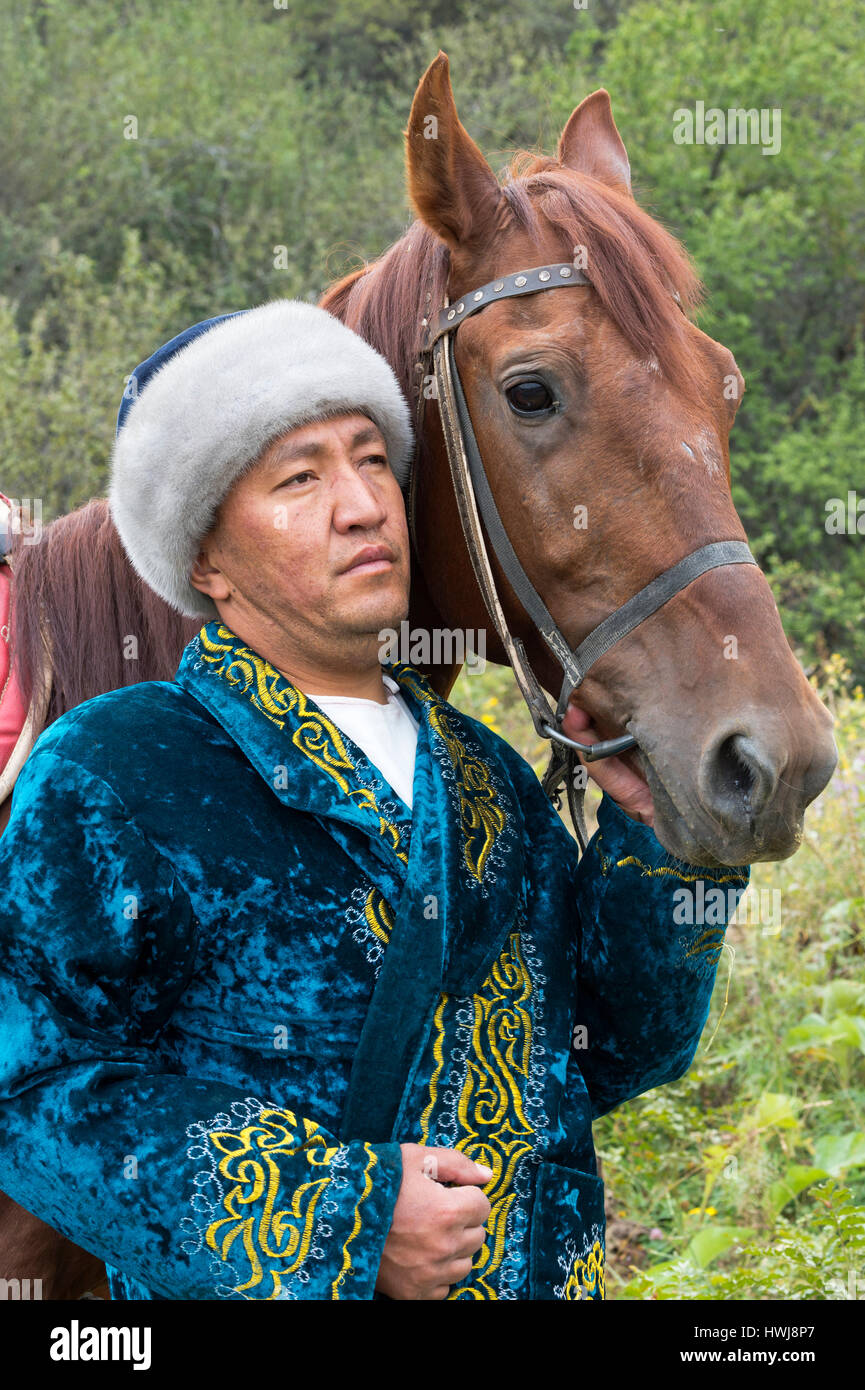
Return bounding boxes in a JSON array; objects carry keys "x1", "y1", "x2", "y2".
[
  {"x1": 321, "y1": 52, "x2": 836, "y2": 867},
  {"x1": 0, "y1": 497, "x2": 199, "y2": 1297}
]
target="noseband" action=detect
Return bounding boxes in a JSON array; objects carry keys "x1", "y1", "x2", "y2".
[{"x1": 409, "y1": 261, "x2": 757, "y2": 849}]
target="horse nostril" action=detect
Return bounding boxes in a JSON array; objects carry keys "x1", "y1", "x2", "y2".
[
  {"x1": 716, "y1": 734, "x2": 756, "y2": 801},
  {"x1": 701, "y1": 731, "x2": 777, "y2": 827}
]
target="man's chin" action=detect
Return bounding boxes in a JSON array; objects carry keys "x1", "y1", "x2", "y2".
[{"x1": 338, "y1": 599, "x2": 410, "y2": 647}]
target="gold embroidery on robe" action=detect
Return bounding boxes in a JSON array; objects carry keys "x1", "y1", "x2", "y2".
[
  {"x1": 204, "y1": 1108, "x2": 339, "y2": 1300},
  {"x1": 684, "y1": 927, "x2": 727, "y2": 968},
  {"x1": 364, "y1": 886, "x2": 395, "y2": 947},
  {"x1": 595, "y1": 834, "x2": 748, "y2": 887},
  {"x1": 331, "y1": 1143, "x2": 378, "y2": 1300},
  {"x1": 198, "y1": 624, "x2": 407, "y2": 865},
  {"x1": 198, "y1": 624, "x2": 507, "y2": 885},
  {"x1": 390, "y1": 664, "x2": 505, "y2": 882},
  {"x1": 419, "y1": 931, "x2": 535, "y2": 1300},
  {"x1": 562, "y1": 1238, "x2": 605, "y2": 1300}
]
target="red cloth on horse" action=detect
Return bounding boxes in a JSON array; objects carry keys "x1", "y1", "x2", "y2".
[{"x1": 0, "y1": 564, "x2": 27, "y2": 779}]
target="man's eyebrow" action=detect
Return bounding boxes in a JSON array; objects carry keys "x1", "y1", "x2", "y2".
[{"x1": 266, "y1": 424, "x2": 384, "y2": 467}]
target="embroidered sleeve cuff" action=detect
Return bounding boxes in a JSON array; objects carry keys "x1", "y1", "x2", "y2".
[
  {"x1": 183, "y1": 1102, "x2": 404, "y2": 1301},
  {"x1": 324, "y1": 1138, "x2": 404, "y2": 1301},
  {"x1": 594, "y1": 790, "x2": 750, "y2": 884}
]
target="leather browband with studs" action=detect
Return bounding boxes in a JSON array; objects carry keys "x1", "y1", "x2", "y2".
[{"x1": 421, "y1": 262, "x2": 592, "y2": 352}]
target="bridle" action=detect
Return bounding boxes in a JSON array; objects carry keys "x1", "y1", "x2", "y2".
[{"x1": 408, "y1": 260, "x2": 758, "y2": 850}]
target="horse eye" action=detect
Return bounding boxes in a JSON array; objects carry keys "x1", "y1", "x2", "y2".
[{"x1": 505, "y1": 379, "x2": 555, "y2": 416}]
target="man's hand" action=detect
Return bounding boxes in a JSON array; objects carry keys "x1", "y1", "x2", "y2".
[
  {"x1": 375, "y1": 1144, "x2": 492, "y2": 1300},
  {"x1": 561, "y1": 702, "x2": 655, "y2": 826}
]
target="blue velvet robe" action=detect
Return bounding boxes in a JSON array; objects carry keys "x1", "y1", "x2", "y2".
[{"x1": 0, "y1": 620, "x2": 748, "y2": 1300}]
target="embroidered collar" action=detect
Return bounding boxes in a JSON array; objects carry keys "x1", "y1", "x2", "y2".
[
  {"x1": 175, "y1": 620, "x2": 509, "y2": 888},
  {"x1": 176, "y1": 619, "x2": 525, "y2": 1002}
]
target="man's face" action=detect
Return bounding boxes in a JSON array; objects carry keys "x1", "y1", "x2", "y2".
[{"x1": 191, "y1": 413, "x2": 410, "y2": 660}]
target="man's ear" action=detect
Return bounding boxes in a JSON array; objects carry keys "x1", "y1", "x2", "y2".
[{"x1": 189, "y1": 543, "x2": 231, "y2": 602}]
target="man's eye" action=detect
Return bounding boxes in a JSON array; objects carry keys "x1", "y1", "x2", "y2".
[
  {"x1": 505, "y1": 380, "x2": 556, "y2": 416},
  {"x1": 281, "y1": 471, "x2": 314, "y2": 487},
  {"x1": 360, "y1": 454, "x2": 388, "y2": 466}
]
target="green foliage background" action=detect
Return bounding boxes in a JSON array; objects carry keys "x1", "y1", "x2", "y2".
[
  {"x1": 1, "y1": 0, "x2": 864, "y2": 1299},
  {"x1": 1, "y1": 0, "x2": 863, "y2": 674}
]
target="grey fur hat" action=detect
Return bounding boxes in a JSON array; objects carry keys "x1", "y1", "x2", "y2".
[{"x1": 108, "y1": 299, "x2": 414, "y2": 618}]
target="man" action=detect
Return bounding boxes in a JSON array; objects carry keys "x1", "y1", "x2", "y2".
[{"x1": 0, "y1": 299, "x2": 748, "y2": 1301}]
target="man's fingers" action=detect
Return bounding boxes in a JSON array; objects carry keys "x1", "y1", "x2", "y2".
[
  {"x1": 445, "y1": 1184, "x2": 491, "y2": 1225},
  {"x1": 561, "y1": 703, "x2": 654, "y2": 824},
  {"x1": 453, "y1": 1225, "x2": 487, "y2": 1259},
  {"x1": 423, "y1": 1257, "x2": 474, "y2": 1299},
  {"x1": 421, "y1": 1146, "x2": 492, "y2": 1187}
]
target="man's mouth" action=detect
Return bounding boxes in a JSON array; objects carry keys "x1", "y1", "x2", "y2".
[{"x1": 340, "y1": 544, "x2": 396, "y2": 575}]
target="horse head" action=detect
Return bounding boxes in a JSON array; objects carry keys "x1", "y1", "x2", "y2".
[{"x1": 324, "y1": 52, "x2": 837, "y2": 867}]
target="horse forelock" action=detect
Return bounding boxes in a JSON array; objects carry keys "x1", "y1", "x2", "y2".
[{"x1": 499, "y1": 160, "x2": 706, "y2": 398}]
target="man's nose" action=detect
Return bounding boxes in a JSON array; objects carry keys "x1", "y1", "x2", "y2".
[{"x1": 331, "y1": 467, "x2": 389, "y2": 528}]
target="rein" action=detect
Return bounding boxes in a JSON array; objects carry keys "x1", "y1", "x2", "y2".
[{"x1": 409, "y1": 261, "x2": 757, "y2": 851}]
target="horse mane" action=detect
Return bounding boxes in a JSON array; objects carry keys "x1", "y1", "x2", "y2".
[
  {"x1": 320, "y1": 226, "x2": 450, "y2": 407},
  {"x1": 9, "y1": 497, "x2": 200, "y2": 727},
  {"x1": 320, "y1": 151, "x2": 704, "y2": 404}
]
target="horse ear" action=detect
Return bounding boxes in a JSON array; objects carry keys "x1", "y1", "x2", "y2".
[
  {"x1": 405, "y1": 51, "x2": 502, "y2": 253},
  {"x1": 556, "y1": 89, "x2": 632, "y2": 194}
]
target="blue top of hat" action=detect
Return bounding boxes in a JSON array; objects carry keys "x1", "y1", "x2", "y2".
[{"x1": 115, "y1": 310, "x2": 247, "y2": 436}]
